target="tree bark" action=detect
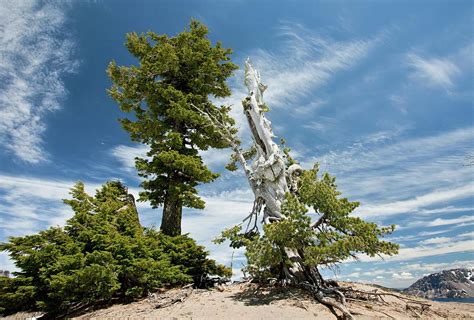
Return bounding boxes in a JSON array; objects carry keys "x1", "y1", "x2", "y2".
[{"x1": 160, "y1": 193, "x2": 182, "y2": 236}]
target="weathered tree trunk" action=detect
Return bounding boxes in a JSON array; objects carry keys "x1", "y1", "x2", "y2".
[{"x1": 239, "y1": 59, "x2": 354, "y2": 319}]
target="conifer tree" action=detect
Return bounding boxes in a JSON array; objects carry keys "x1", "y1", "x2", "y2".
[
  {"x1": 0, "y1": 181, "x2": 230, "y2": 316},
  {"x1": 107, "y1": 20, "x2": 238, "y2": 236},
  {"x1": 208, "y1": 61, "x2": 399, "y2": 319}
]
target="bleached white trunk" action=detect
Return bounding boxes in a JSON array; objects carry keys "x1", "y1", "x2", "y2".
[{"x1": 242, "y1": 59, "x2": 302, "y2": 224}]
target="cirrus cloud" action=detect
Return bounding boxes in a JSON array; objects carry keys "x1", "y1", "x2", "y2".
[{"x1": 0, "y1": 1, "x2": 79, "y2": 163}]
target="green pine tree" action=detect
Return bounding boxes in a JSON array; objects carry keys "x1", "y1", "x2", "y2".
[
  {"x1": 0, "y1": 181, "x2": 230, "y2": 316},
  {"x1": 215, "y1": 164, "x2": 399, "y2": 282},
  {"x1": 107, "y1": 20, "x2": 238, "y2": 236}
]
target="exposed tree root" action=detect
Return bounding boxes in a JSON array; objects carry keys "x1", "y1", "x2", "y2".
[
  {"x1": 276, "y1": 263, "x2": 355, "y2": 319},
  {"x1": 339, "y1": 286, "x2": 432, "y2": 317},
  {"x1": 272, "y1": 264, "x2": 435, "y2": 320},
  {"x1": 299, "y1": 281, "x2": 354, "y2": 320}
]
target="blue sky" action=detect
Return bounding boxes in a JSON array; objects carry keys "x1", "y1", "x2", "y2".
[{"x1": 0, "y1": 0, "x2": 473, "y2": 288}]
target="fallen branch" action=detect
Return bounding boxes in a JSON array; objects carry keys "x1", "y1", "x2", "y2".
[{"x1": 154, "y1": 289, "x2": 192, "y2": 309}]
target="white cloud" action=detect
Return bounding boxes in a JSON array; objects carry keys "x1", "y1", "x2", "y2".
[
  {"x1": 0, "y1": 173, "x2": 135, "y2": 239},
  {"x1": 418, "y1": 228, "x2": 457, "y2": 237},
  {"x1": 0, "y1": 252, "x2": 17, "y2": 273},
  {"x1": 214, "y1": 22, "x2": 383, "y2": 139},
  {"x1": 200, "y1": 148, "x2": 232, "y2": 169},
  {"x1": 399, "y1": 260, "x2": 474, "y2": 274},
  {"x1": 389, "y1": 94, "x2": 407, "y2": 114},
  {"x1": 339, "y1": 258, "x2": 474, "y2": 289},
  {"x1": 359, "y1": 184, "x2": 473, "y2": 218},
  {"x1": 458, "y1": 231, "x2": 474, "y2": 239},
  {"x1": 180, "y1": 189, "x2": 254, "y2": 271},
  {"x1": 399, "y1": 215, "x2": 474, "y2": 231},
  {"x1": 0, "y1": 1, "x2": 78, "y2": 163},
  {"x1": 302, "y1": 116, "x2": 337, "y2": 133},
  {"x1": 420, "y1": 237, "x2": 451, "y2": 245},
  {"x1": 427, "y1": 215, "x2": 474, "y2": 227},
  {"x1": 416, "y1": 206, "x2": 473, "y2": 216},
  {"x1": 392, "y1": 271, "x2": 414, "y2": 280},
  {"x1": 0, "y1": 174, "x2": 77, "y2": 201},
  {"x1": 111, "y1": 144, "x2": 148, "y2": 173},
  {"x1": 360, "y1": 239, "x2": 474, "y2": 263},
  {"x1": 0, "y1": 173, "x2": 147, "y2": 271},
  {"x1": 347, "y1": 272, "x2": 360, "y2": 278},
  {"x1": 294, "y1": 99, "x2": 328, "y2": 115},
  {"x1": 407, "y1": 53, "x2": 460, "y2": 89}
]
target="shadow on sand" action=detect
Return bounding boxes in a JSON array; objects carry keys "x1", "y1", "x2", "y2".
[{"x1": 229, "y1": 284, "x2": 311, "y2": 306}]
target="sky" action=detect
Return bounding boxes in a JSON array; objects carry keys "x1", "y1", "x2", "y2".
[{"x1": 0, "y1": 0, "x2": 473, "y2": 289}]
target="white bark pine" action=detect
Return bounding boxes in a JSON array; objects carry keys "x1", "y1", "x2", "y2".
[
  {"x1": 193, "y1": 59, "x2": 354, "y2": 319},
  {"x1": 238, "y1": 60, "x2": 354, "y2": 319}
]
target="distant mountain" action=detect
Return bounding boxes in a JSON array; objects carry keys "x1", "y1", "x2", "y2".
[{"x1": 404, "y1": 268, "x2": 474, "y2": 299}]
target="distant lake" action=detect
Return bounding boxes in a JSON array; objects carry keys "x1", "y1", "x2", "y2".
[{"x1": 432, "y1": 297, "x2": 474, "y2": 303}]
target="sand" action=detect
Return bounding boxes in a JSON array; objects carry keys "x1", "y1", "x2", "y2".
[
  {"x1": 73, "y1": 282, "x2": 474, "y2": 320},
  {"x1": 3, "y1": 282, "x2": 474, "y2": 319}
]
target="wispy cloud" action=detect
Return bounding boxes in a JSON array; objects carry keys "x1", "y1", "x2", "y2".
[
  {"x1": 399, "y1": 260, "x2": 474, "y2": 274},
  {"x1": 0, "y1": 173, "x2": 152, "y2": 246},
  {"x1": 427, "y1": 215, "x2": 474, "y2": 227},
  {"x1": 386, "y1": 219, "x2": 473, "y2": 244},
  {"x1": 360, "y1": 239, "x2": 474, "y2": 263},
  {"x1": 200, "y1": 148, "x2": 233, "y2": 169},
  {"x1": 305, "y1": 127, "x2": 474, "y2": 207},
  {"x1": 0, "y1": 1, "x2": 78, "y2": 163},
  {"x1": 302, "y1": 116, "x2": 337, "y2": 133},
  {"x1": 251, "y1": 23, "x2": 382, "y2": 109},
  {"x1": 214, "y1": 21, "x2": 384, "y2": 141},
  {"x1": 315, "y1": 127, "x2": 473, "y2": 175},
  {"x1": 407, "y1": 53, "x2": 460, "y2": 89},
  {"x1": 359, "y1": 184, "x2": 473, "y2": 218},
  {"x1": 420, "y1": 237, "x2": 452, "y2": 245},
  {"x1": 111, "y1": 144, "x2": 148, "y2": 173}
]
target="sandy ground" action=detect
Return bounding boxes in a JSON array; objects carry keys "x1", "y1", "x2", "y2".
[{"x1": 3, "y1": 282, "x2": 474, "y2": 319}]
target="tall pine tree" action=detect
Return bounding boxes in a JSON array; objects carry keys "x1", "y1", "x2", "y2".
[{"x1": 107, "y1": 20, "x2": 238, "y2": 236}]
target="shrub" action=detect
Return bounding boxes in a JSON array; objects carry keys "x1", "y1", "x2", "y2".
[{"x1": 0, "y1": 181, "x2": 230, "y2": 316}]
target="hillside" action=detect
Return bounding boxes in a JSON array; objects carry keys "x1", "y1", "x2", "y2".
[
  {"x1": 404, "y1": 268, "x2": 474, "y2": 299},
  {"x1": 4, "y1": 281, "x2": 473, "y2": 320}
]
